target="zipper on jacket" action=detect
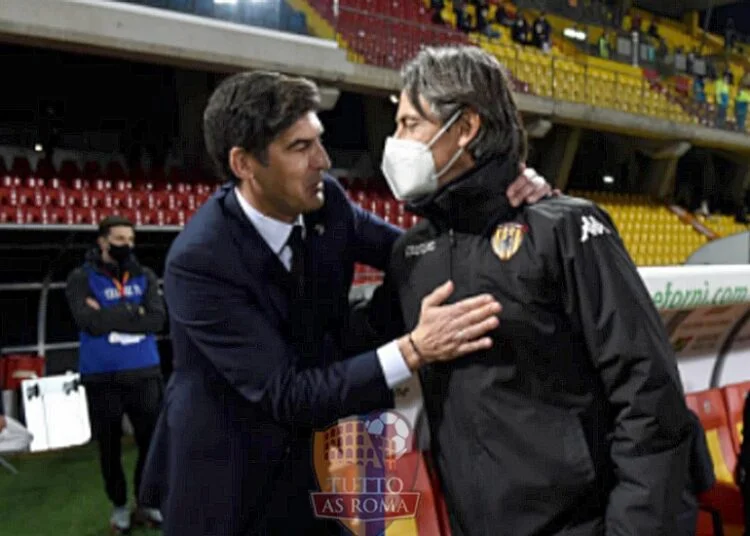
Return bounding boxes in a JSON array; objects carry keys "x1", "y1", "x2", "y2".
[{"x1": 448, "y1": 228, "x2": 456, "y2": 283}]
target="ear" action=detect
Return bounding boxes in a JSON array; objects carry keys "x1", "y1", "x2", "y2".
[
  {"x1": 457, "y1": 109, "x2": 481, "y2": 150},
  {"x1": 228, "y1": 147, "x2": 255, "y2": 183},
  {"x1": 96, "y1": 236, "x2": 108, "y2": 251}
]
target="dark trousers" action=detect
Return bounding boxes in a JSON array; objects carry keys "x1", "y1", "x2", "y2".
[{"x1": 86, "y1": 375, "x2": 163, "y2": 508}]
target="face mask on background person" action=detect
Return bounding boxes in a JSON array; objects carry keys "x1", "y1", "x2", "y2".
[
  {"x1": 380, "y1": 109, "x2": 465, "y2": 202},
  {"x1": 107, "y1": 243, "x2": 133, "y2": 265}
]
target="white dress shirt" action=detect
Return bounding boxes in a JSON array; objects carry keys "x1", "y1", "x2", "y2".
[{"x1": 234, "y1": 188, "x2": 411, "y2": 388}]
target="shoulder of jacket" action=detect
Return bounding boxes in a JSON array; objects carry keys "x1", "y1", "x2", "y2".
[
  {"x1": 67, "y1": 265, "x2": 90, "y2": 283},
  {"x1": 523, "y1": 195, "x2": 610, "y2": 228},
  {"x1": 323, "y1": 175, "x2": 347, "y2": 200},
  {"x1": 167, "y1": 204, "x2": 224, "y2": 271},
  {"x1": 393, "y1": 219, "x2": 432, "y2": 249},
  {"x1": 390, "y1": 219, "x2": 433, "y2": 266},
  {"x1": 139, "y1": 265, "x2": 158, "y2": 281}
]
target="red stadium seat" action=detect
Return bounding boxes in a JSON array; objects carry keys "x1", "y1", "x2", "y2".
[
  {"x1": 42, "y1": 207, "x2": 67, "y2": 225},
  {"x1": 43, "y1": 189, "x2": 66, "y2": 208},
  {"x1": 0, "y1": 206, "x2": 19, "y2": 223},
  {"x1": 88, "y1": 191, "x2": 107, "y2": 209},
  {"x1": 113, "y1": 179, "x2": 133, "y2": 192},
  {"x1": 0, "y1": 186, "x2": 11, "y2": 206},
  {"x1": 110, "y1": 191, "x2": 130, "y2": 209},
  {"x1": 92, "y1": 178, "x2": 113, "y2": 192},
  {"x1": 74, "y1": 208, "x2": 99, "y2": 225},
  {"x1": 687, "y1": 389, "x2": 737, "y2": 485},
  {"x1": 721, "y1": 381, "x2": 750, "y2": 453},
  {"x1": 686, "y1": 389, "x2": 745, "y2": 529},
  {"x1": 8, "y1": 187, "x2": 34, "y2": 207},
  {"x1": 1, "y1": 175, "x2": 20, "y2": 188},
  {"x1": 47, "y1": 178, "x2": 62, "y2": 190},
  {"x1": 2, "y1": 354, "x2": 45, "y2": 390},
  {"x1": 138, "y1": 209, "x2": 158, "y2": 226}
]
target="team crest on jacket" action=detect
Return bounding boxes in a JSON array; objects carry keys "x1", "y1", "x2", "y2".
[{"x1": 491, "y1": 223, "x2": 527, "y2": 261}]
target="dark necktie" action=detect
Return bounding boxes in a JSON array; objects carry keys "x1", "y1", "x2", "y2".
[{"x1": 287, "y1": 225, "x2": 305, "y2": 296}]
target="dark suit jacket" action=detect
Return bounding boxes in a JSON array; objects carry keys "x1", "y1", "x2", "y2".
[{"x1": 140, "y1": 178, "x2": 403, "y2": 535}]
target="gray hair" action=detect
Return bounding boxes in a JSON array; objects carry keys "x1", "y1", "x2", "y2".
[{"x1": 401, "y1": 46, "x2": 527, "y2": 166}]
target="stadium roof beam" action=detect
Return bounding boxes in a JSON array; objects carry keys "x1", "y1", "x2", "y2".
[
  {"x1": 633, "y1": 140, "x2": 693, "y2": 200},
  {"x1": 534, "y1": 125, "x2": 582, "y2": 192}
]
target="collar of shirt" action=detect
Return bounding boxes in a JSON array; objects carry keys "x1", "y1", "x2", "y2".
[{"x1": 234, "y1": 187, "x2": 304, "y2": 256}]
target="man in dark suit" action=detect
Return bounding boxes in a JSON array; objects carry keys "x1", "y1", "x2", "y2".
[{"x1": 140, "y1": 71, "x2": 549, "y2": 535}]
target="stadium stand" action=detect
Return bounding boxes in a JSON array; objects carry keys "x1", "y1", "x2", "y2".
[
  {"x1": 568, "y1": 190, "x2": 710, "y2": 266},
  {"x1": 274, "y1": 0, "x2": 748, "y2": 133},
  {"x1": 6, "y1": 150, "x2": 749, "y2": 268}
]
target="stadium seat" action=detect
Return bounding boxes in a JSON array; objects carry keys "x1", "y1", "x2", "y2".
[
  {"x1": 1, "y1": 354, "x2": 45, "y2": 390},
  {"x1": 686, "y1": 389, "x2": 745, "y2": 529},
  {"x1": 687, "y1": 389, "x2": 737, "y2": 485},
  {"x1": 722, "y1": 381, "x2": 750, "y2": 453}
]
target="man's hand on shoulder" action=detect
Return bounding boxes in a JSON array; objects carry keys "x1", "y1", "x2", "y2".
[
  {"x1": 0, "y1": 415, "x2": 7, "y2": 434},
  {"x1": 398, "y1": 281, "x2": 501, "y2": 370},
  {"x1": 506, "y1": 164, "x2": 560, "y2": 207}
]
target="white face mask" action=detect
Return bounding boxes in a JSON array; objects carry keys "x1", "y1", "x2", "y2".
[{"x1": 381, "y1": 110, "x2": 465, "y2": 202}]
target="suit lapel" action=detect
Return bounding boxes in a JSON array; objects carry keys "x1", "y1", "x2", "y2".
[{"x1": 221, "y1": 187, "x2": 292, "y2": 325}]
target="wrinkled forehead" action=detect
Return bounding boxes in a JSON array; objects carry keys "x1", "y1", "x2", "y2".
[{"x1": 277, "y1": 111, "x2": 324, "y2": 142}]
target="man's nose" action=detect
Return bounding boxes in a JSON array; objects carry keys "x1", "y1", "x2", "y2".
[{"x1": 313, "y1": 141, "x2": 331, "y2": 170}]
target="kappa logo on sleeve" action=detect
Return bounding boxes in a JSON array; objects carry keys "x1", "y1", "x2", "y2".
[{"x1": 580, "y1": 215, "x2": 611, "y2": 243}]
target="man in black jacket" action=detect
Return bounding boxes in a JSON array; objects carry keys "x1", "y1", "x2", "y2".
[
  {"x1": 379, "y1": 46, "x2": 693, "y2": 535},
  {"x1": 66, "y1": 215, "x2": 166, "y2": 534}
]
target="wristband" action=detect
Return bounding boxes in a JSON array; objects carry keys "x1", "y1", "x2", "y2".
[{"x1": 408, "y1": 333, "x2": 425, "y2": 363}]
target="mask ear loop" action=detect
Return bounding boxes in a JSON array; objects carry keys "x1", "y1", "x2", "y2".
[
  {"x1": 434, "y1": 146, "x2": 465, "y2": 181},
  {"x1": 427, "y1": 108, "x2": 466, "y2": 180},
  {"x1": 426, "y1": 108, "x2": 464, "y2": 149}
]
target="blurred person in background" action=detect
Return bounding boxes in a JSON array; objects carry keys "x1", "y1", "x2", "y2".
[
  {"x1": 66, "y1": 215, "x2": 166, "y2": 534},
  {"x1": 735, "y1": 81, "x2": 750, "y2": 131},
  {"x1": 716, "y1": 73, "x2": 731, "y2": 127}
]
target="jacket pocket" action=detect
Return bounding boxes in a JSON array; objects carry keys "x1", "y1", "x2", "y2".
[{"x1": 471, "y1": 390, "x2": 597, "y2": 509}]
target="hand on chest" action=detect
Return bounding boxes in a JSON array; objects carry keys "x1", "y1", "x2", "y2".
[{"x1": 398, "y1": 227, "x2": 559, "y2": 330}]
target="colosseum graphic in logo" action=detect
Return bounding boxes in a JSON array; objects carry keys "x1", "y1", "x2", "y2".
[{"x1": 311, "y1": 410, "x2": 421, "y2": 535}]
